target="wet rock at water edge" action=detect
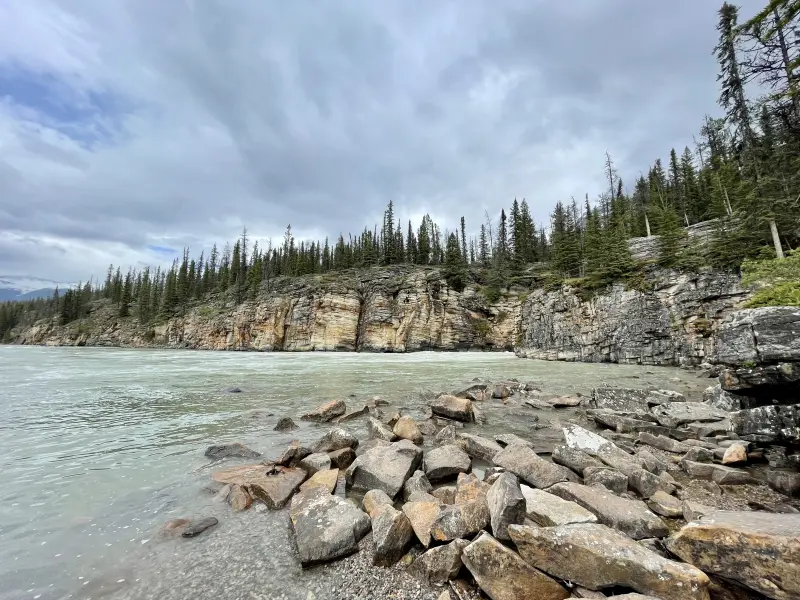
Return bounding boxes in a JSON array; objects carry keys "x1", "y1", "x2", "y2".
[
  {"x1": 393, "y1": 416, "x2": 424, "y2": 445},
  {"x1": 457, "y1": 433, "x2": 503, "y2": 461},
  {"x1": 327, "y1": 447, "x2": 356, "y2": 470},
  {"x1": 312, "y1": 427, "x2": 359, "y2": 454},
  {"x1": 346, "y1": 439, "x2": 423, "y2": 498},
  {"x1": 486, "y1": 472, "x2": 526, "y2": 541},
  {"x1": 430, "y1": 395, "x2": 474, "y2": 422},
  {"x1": 520, "y1": 485, "x2": 597, "y2": 526},
  {"x1": 372, "y1": 505, "x2": 414, "y2": 566},
  {"x1": 584, "y1": 466, "x2": 628, "y2": 495},
  {"x1": 299, "y1": 452, "x2": 332, "y2": 475},
  {"x1": 461, "y1": 532, "x2": 569, "y2": 600},
  {"x1": 409, "y1": 539, "x2": 469, "y2": 585},
  {"x1": 684, "y1": 446, "x2": 715, "y2": 462},
  {"x1": 667, "y1": 510, "x2": 800, "y2": 600},
  {"x1": 367, "y1": 417, "x2": 397, "y2": 442},
  {"x1": 424, "y1": 444, "x2": 471, "y2": 481},
  {"x1": 228, "y1": 484, "x2": 253, "y2": 511},
  {"x1": 275, "y1": 441, "x2": 313, "y2": 467},
  {"x1": 181, "y1": 516, "x2": 219, "y2": 538},
  {"x1": 492, "y1": 444, "x2": 572, "y2": 489},
  {"x1": 767, "y1": 470, "x2": 800, "y2": 497},
  {"x1": 301, "y1": 399, "x2": 347, "y2": 423},
  {"x1": 290, "y1": 487, "x2": 371, "y2": 566},
  {"x1": 204, "y1": 442, "x2": 261, "y2": 460},
  {"x1": 510, "y1": 523, "x2": 710, "y2": 600},
  {"x1": 212, "y1": 464, "x2": 307, "y2": 509},
  {"x1": 491, "y1": 383, "x2": 512, "y2": 399},
  {"x1": 273, "y1": 417, "x2": 298, "y2": 432},
  {"x1": 682, "y1": 500, "x2": 715, "y2": 522},
  {"x1": 335, "y1": 405, "x2": 370, "y2": 423},
  {"x1": 402, "y1": 501, "x2": 441, "y2": 547}
]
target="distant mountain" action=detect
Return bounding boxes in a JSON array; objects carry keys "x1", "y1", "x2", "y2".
[{"x1": 0, "y1": 276, "x2": 71, "y2": 302}]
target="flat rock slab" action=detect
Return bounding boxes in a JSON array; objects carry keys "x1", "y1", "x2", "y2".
[
  {"x1": 362, "y1": 489, "x2": 393, "y2": 518},
  {"x1": 651, "y1": 402, "x2": 727, "y2": 428},
  {"x1": 592, "y1": 387, "x2": 650, "y2": 413},
  {"x1": 204, "y1": 443, "x2": 261, "y2": 460},
  {"x1": 424, "y1": 444, "x2": 471, "y2": 481},
  {"x1": 647, "y1": 490, "x2": 683, "y2": 518},
  {"x1": 394, "y1": 416, "x2": 424, "y2": 445},
  {"x1": 521, "y1": 485, "x2": 597, "y2": 526},
  {"x1": 495, "y1": 433, "x2": 535, "y2": 449},
  {"x1": 300, "y1": 468, "x2": 339, "y2": 493},
  {"x1": 430, "y1": 395, "x2": 474, "y2": 422},
  {"x1": 667, "y1": 511, "x2": 800, "y2": 600},
  {"x1": 462, "y1": 532, "x2": 569, "y2": 600},
  {"x1": 290, "y1": 487, "x2": 371, "y2": 566},
  {"x1": 548, "y1": 483, "x2": 668, "y2": 540},
  {"x1": 345, "y1": 439, "x2": 423, "y2": 498},
  {"x1": 493, "y1": 445, "x2": 571, "y2": 489},
  {"x1": 637, "y1": 432, "x2": 690, "y2": 454},
  {"x1": 681, "y1": 460, "x2": 754, "y2": 485},
  {"x1": 409, "y1": 539, "x2": 469, "y2": 585},
  {"x1": 510, "y1": 523, "x2": 710, "y2": 600},
  {"x1": 454, "y1": 472, "x2": 490, "y2": 503},
  {"x1": 181, "y1": 517, "x2": 219, "y2": 537},
  {"x1": 458, "y1": 433, "x2": 502, "y2": 461},
  {"x1": 301, "y1": 399, "x2": 346, "y2": 422},
  {"x1": 212, "y1": 464, "x2": 307, "y2": 509}
]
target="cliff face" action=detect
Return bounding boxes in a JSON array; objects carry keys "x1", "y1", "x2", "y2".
[
  {"x1": 14, "y1": 267, "x2": 523, "y2": 352},
  {"x1": 515, "y1": 269, "x2": 750, "y2": 366}
]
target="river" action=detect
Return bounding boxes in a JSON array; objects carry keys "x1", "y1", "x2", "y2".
[{"x1": 0, "y1": 346, "x2": 709, "y2": 600}]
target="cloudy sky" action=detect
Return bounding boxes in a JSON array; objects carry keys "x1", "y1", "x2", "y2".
[{"x1": 0, "y1": 0, "x2": 761, "y2": 283}]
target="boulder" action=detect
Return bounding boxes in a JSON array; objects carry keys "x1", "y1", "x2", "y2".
[
  {"x1": 636, "y1": 449, "x2": 670, "y2": 475},
  {"x1": 548, "y1": 395, "x2": 582, "y2": 407},
  {"x1": 592, "y1": 387, "x2": 650, "y2": 413},
  {"x1": 418, "y1": 419, "x2": 439, "y2": 436},
  {"x1": 311, "y1": 428, "x2": 358, "y2": 453},
  {"x1": 583, "y1": 466, "x2": 628, "y2": 495},
  {"x1": 367, "y1": 417, "x2": 397, "y2": 442},
  {"x1": 492, "y1": 383, "x2": 512, "y2": 399},
  {"x1": 767, "y1": 471, "x2": 800, "y2": 497},
  {"x1": 647, "y1": 490, "x2": 683, "y2": 517},
  {"x1": 289, "y1": 487, "x2": 371, "y2": 566},
  {"x1": 408, "y1": 491, "x2": 439, "y2": 503},
  {"x1": 435, "y1": 425, "x2": 457, "y2": 444},
  {"x1": 204, "y1": 442, "x2": 261, "y2": 460},
  {"x1": 181, "y1": 516, "x2": 219, "y2": 537},
  {"x1": 702, "y1": 384, "x2": 744, "y2": 411},
  {"x1": 681, "y1": 460, "x2": 754, "y2": 485},
  {"x1": 462, "y1": 532, "x2": 569, "y2": 600},
  {"x1": 548, "y1": 483, "x2": 668, "y2": 539},
  {"x1": 431, "y1": 485, "x2": 456, "y2": 504},
  {"x1": 299, "y1": 468, "x2": 339, "y2": 493},
  {"x1": 684, "y1": 447, "x2": 715, "y2": 462},
  {"x1": 493, "y1": 445, "x2": 571, "y2": 489},
  {"x1": 355, "y1": 438, "x2": 391, "y2": 456},
  {"x1": 372, "y1": 505, "x2": 414, "y2": 566},
  {"x1": 430, "y1": 395, "x2": 474, "y2": 422},
  {"x1": 409, "y1": 539, "x2": 469, "y2": 585},
  {"x1": 275, "y1": 441, "x2": 312, "y2": 467},
  {"x1": 394, "y1": 416, "x2": 424, "y2": 445},
  {"x1": 651, "y1": 403, "x2": 727, "y2": 429},
  {"x1": 424, "y1": 445, "x2": 471, "y2": 481},
  {"x1": 510, "y1": 523, "x2": 710, "y2": 600},
  {"x1": 486, "y1": 472, "x2": 526, "y2": 541},
  {"x1": 301, "y1": 399, "x2": 346, "y2": 423},
  {"x1": 628, "y1": 468, "x2": 675, "y2": 498},
  {"x1": 454, "y1": 382, "x2": 488, "y2": 402},
  {"x1": 454, "y1": 472, "x2": 490, "y2": 503},
  {"x1": 457, "y1": 433, "x2": 503, "y2": 461},
  {"x1": 495, "y1": 433, "x2": 535, "y2": 449},
  {"x1": 637, "y1": 432, "x2": 690, "y2": 454},
  {"x1": 722, "y1": 443, "x2": 748, "y2": 466},
  {"x1": 362, "y1": 489, "x2": 393, "y2": 518},
  {"x1": 551, "y1": 444, "x2": 603, "y2": 475},
  {"x1": 212, "y1": 464, "x2": 307, "y2": 509},
  {"x1": 327, "y1": 447, "x2": 356, "y2": 470},
  {"x1": 345, "y1": 439, "x2": 423, "y2": 498},
  {"x1": 520, "y1": 485, "x2": 597, "y2": 526},
  {"x1": 667, "y1": 510, "x2": 800, "y2": 600},
  {"x1": 404, "y1": 470, "x2": 434, "y2": 501},
  {"x1": 335, "y1": 405, "x2": 370, "y2": 423},
  {"x1": 229, "y1": 484, "x2": 253, "y2": 511},
  {"x1": 299, "y1": 453, "x2": 331, "y2": 475},
  {"x1": 430, "y1": 499, "x2": 490, "y2": 542},
  {"x1": 729, "y1": 404, "x2": 800, "y2": 444},
  {"x1": 402, "y1": 501, "x2": 440, "y2": 547},
  {"x1": 682, "y1": 500, "x2": 714, "y2": 521},
  {"x1": 646, "y1": 390, "x2": 686, "y2": 405},
  {"x1": 274, "y1": 417, "x2": 299, "y2": 431}
]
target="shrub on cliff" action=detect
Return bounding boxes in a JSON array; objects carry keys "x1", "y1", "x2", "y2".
[{"x1": 742, "y1": 250, "x2": 800, "y2": 307}]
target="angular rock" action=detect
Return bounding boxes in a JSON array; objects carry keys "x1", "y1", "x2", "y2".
[
  {"x1": 548, "y1": 395, "x2": 582, "y2": 407},
  {"x1": 628, "y1": 468, "x2": 674, "y2": 498},
  {"x1": 181, "y1": 516, "x2": 219, "y2": 537},
  {"x1": 457, "y1": 433, "x2": 503, "y2": 461},
  {"x1": 275, "y1": 441, "x2": 312, "y2": 467},
  {"x1": 301, "y1": 399, "x2": 346, "y2": 423},
  {"x1": 435, "y1": 425, "x2": 457, "y2": 444},
  {"x1": 492, "y1": 383, "x2": 512, "y2": 399},
  {"x1": 327, "y1": 447, "x2": 356, "y2": 470},
  {"x1": 409, "y1": 539, "x2": 469, "y2": 585},
  {"x1": 637, "y1": 432, "x2": 690, "y2": 454},
  {"x1": 729, "y1": 404, "x2": 800, "y2": 444},
  {"x1": 430, "y1": 395, "x2": 474, "y2": 422},
  {"x1": 684, "y1": 447, "x2": 715, "y2": 462},
  {"x1": 651, "y1": 402, "x2": 727, "y2": 428},
  {"x1": 432, "y1": 485, "x2": 456, "y2": 504},
  {"x1": 493, "y1": 445, "x2": 571, "y2": 489},
  {"x1": 682, "y1": 500, "x2": 714, "y2": 521},
  {"x1": 636, "y1": 449, "x2": 670, "y2": 475},
  {"x1": 424, "y1": 445, "x2": 471, "y2": 481},
  {"x1": 355, "y1": 438, "x2": 391, "y2": 457},
  {"x1": 299, "y1": 452, "x2": 331, "y2": 475},
  {"x1": 667, "y1": 510, "x2": 800, "y2": 600},
  {"x1": 404, "y1": 470, "x2": 433, "y2": 501},
  {"x1": 229, "y1": 484, "x2": 253, "y2": 511},
  {"x1": 702, "y1": 384, "x2": 744, "y2": 411},
  {"x1": 592, "y1": 387, "x2": 650, "y2": 413},
  {"x1": 418, "y1": 419, "x2": 438, "y2": 436},
  {"x1": 551, "y1": 444, "x2": 603, "y2": 475},
  {"x1": 312, "y1": 428, "x2": 359, "y2": 453},
  {"x1": 367, "y1": 417, "x2": 397, "y2": 442},
  {"x1": 494, "y1": 433, "x2": 535, "y2": 449},
  {"x1": 520, "y1": 485, "x2": 597, "y2": 526},
  {"x1": 646, "y1": 390, "x2": 686, "y2": 405},
  {"x1": 408, "y1": 491, "x2": 440, "y2": 503},
  {"x1": 647, "y1": 490, "x2": 683, "y2": 517},
  {"x1": 345, "y1": 439, "x2": 423, "y2": 498},
  {"x1": 462, "y1": 532, "x2": 568, "y2": 600},
  {"x1": 430, "y1": 499, "x2": 490, "y2": 542},
  {"x1": 548, "y1": 483, "x2": 668, "y2": 539},
  {"x1": 454, "y1": 382, "x2": 488, "y2": 402},
  {"x1": 394, "y1": 416, "x2": 424, "y2": 445},
  {"x1": 584, "y1": 466, "x2": 628, "y2": 495},
  {"x1": 682, "y1": 460, "x2": 754, "y2": 485},
  {"x1": 362, "y1": 489, "x2": 394, "y2": 518},
  {"x1": 486, "y1": 472, "x2": 526, "y2": 541},
  {"x1": 563, "y1": 425, "x2": 639, "y2": 471},
  {"x1": 213, "y1": 464, "x2": 307, "y2": 509},
  {"x1": 722, "y1": 443, "x2": 748, "y2": 466},
  {"x1": 372, "y1": 505, "x2": 414, "y2": 566},
  {"x1": 510, "y1": 523, "x2": 710, "y2": 600},
  {"x1": 767, "y1": 470, "x2": 800, "y2": 497},
  {"x1": 204, "y1": 442, "x2": 261, "y2": 460},
  {"x1": 300, "y1": 468, "x2": 339, "y2": 493},
  {"x1": 454, "y1": 472, "x2": 490, "y2": 503},
  {"x1": 402, "y1": 501, "x2": 440, "y2": 547},
  {"x1": 290, "y1": 487, "x2": 371, "y2": 566},
  {"x1": 335, "y1": 405, "x2": 370, "y2": 423},
  {"x1": 274, "y1": 417, "x2": 299, "y2": 431}
]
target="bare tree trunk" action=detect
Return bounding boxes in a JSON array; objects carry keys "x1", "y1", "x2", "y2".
[
  {"x1": 773, "y1": 7, "x2": 800, "y2": 120},
  {"x1": 644, "y1": 213, "x2": 652, "y2": 237},
  {"x1": 770, "y1": 219, "x2": 785, "y2": 259}
]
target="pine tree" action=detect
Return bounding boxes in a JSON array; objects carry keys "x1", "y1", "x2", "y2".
[
  {"x1": 443, "y1": 233, "x2": 467, "y2": 291},
  {"x1": 459, "y1": 217, "x2": 468, "y2": 264}
]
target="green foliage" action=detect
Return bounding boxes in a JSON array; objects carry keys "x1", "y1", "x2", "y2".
[
  {"x1": 482, "y1": 286, "x2": 502, "y2": 304},
  {"x1": 742, "y1": 249, "x2": 800, "y2": 307}
]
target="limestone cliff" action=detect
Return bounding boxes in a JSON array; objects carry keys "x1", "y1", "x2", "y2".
[
  {"x1": 13, "y1": 267, "x2": 523, "y2": 352},
  {"x1": 515, "y1": 269, "x2": 750, "y2": 366}
]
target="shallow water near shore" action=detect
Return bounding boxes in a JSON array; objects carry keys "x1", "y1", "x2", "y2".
[{"x1": 0, "y1": 346, "x2": 709, "y2": 600}]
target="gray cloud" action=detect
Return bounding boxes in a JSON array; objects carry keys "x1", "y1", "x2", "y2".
[{"x1": 0, "y1": 0, "x2": 763, "y2": 282}]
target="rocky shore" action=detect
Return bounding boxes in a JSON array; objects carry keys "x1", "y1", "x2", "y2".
[{"x1": 166, "y1": 342, "x2": 800, "y2": 600}]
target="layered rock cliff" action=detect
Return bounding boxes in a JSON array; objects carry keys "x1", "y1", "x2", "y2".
[
  {"x1": 13, "y1": 267, "x2": 523, "y2": 352},
  {"x1": 515, "y1": 269, "x2": 750, "y2": 366}
]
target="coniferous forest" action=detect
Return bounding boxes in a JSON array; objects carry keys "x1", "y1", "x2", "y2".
[{"x1": 2, "y1": 1, "x2": 800, "y2": 341}]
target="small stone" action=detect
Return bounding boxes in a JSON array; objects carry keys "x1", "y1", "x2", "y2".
[
  {"x1": 273, "y1": 417, "x2": 298, "y2": 432},
  {"x1": 394, "y1": 416, "x2": 424, "y2": 445},
  {"x1": 301, "y1": 399, "x2": 347, "y2": 423},
  {"x1": 312, "y1": 428, "x2": 359, "y2": 453},
  {"x1": 229, "y1": 485, "x2": 253, "y2": 511},
  {"x1": 367, "y1": 417, "x2": 397, "y2": 442},
  {"x1": 722, "y1": 443, "x2": 748, "y2": 466},
  {"x1": 300, "y1": 468, "x2": 339, "y2": 493},
  {"x1": 402, "y1": 501, "x2": 441, "y2": 548},
  {"x1": 181, "y1": 517, "x2": 219, "y2": 537},
  {"x1": 404, "y1": 470, "x2": 433, "y2": 501},
  {"x1": 363, "y1": 489, "x2": 394, "y2": 518},
  {"x1": 409, "y1": 539, "x2": 469, "y2": 585},
  {"x1": 647, "y1": 490, "x2": 683, "y2": 517},
  {"x1": 424, "y1": 445, "x2": 471, "y2": 481},
  {"x1": 584, "y1": 466, "x2": 628, "y2": 495},
  {"x1": 299, "y1": 452, "x2": 332, "y2": 476},
  {"x1": 486, "y1": 472, "x2": 526, "y2": 541},
  {"x1": 204, "y1": 442, "x2": 261, "y2": 460}
]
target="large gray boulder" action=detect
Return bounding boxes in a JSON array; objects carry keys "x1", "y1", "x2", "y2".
[
  {"x1": 493, "y1": 444, "x2": 572, "y2": 489},
  {"x1": 486, "y1": 472, "x2": 526, "y2": 541},
  {"x1": 371, "y1": 505, "x2": 414, "y2": 566},
  {"x1": 592, "y1": 387, "x2": 650, "y2": 413},
  {"x1": 312, "y1": 427, "x2": 359, "y2": 453},
  {"x1": 289, "y1": 487, "x2": 371, "y2": 566},
  {"x1": 423, "y1": 444, "x2": 471, "y2": 481},
  {"x1": 510, "y1": 523, "x2": 710, "y2": 600},
  {"x1": 429, "y1": 395, "x2": 474, "y2": 422},
  {"x1": 651, "y1": 402, "x2": 727, "y2": 428},
  {"x1": 457, "y1": 433, "x2": 503, "y2": 461},
  {"x1": 345, "y1": 439, "x2": 423, "y2": 498},
  {"x1": 729, "y1": 404, "x2": 800, "y2": 443},
  {"x1": 551, "y1": 444, "x2": 603, "y2": 475},
  {"x1": 204, "y1": 442, "x2": 261, "y2": 460},
  {"x1": 430, "y1": 498, "x2": 489, "y2": 542}
]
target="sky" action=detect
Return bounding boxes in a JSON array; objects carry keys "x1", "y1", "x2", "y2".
[{"x1": 0, "y1": 0, "x2": 763, "y2": 284}]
